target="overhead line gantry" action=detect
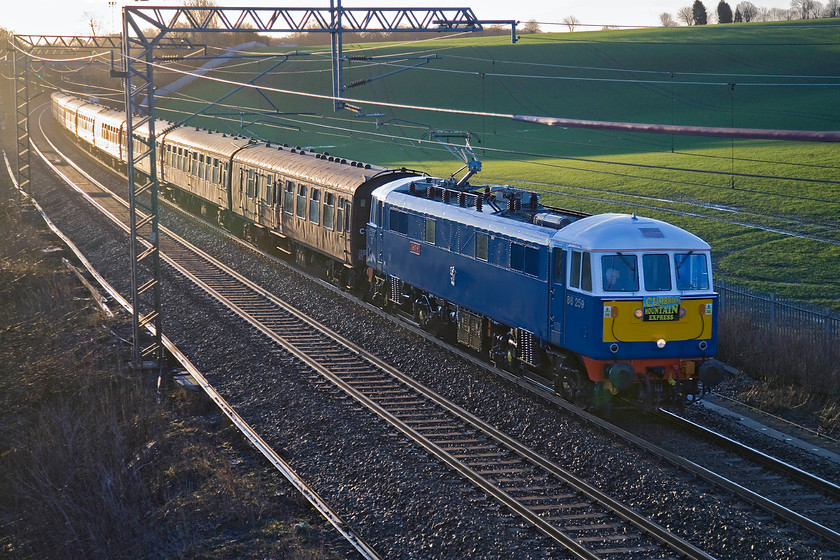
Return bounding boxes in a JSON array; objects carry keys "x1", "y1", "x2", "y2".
[{"x1": 114, "y1": 3, "x2": 515, "y2": 371}]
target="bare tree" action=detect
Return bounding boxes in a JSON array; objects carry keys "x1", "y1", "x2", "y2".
[
  {"x1": 678, "y1": 6, "x2": 695, "y2": 24},
  {"x1": 522, "y1": 19, "x2": 541, "y2": 33},
  {"x1": 825, "y1": 0, "x2": 840, "y2": 16},
  {"x1": 83, "y1": 12, "x2": 103, "y2": 37},
  {"x1": 736, "y1": 1, "x2": 759, "y2": 20},
  {"x1": 660, "y1": 12, "x2": 679, "y2": 26},
  {"x1": 562, "y1": 15, "x2": 580, "y2": 32},
  {"x1": 790, "y1": 0, "x2": 818, "y2": 17}
]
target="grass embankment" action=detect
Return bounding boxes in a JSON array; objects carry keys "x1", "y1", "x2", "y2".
[
  {"x1": 0, "y1": 192, "x2": 338, "y2": 557},
  {"x1": 154, "y1": 22, "x2": 840, "y2": 430}
]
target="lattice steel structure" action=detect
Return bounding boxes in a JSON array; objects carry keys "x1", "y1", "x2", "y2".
[
  {"x1": 11, "y1": 33, "x2": 194, "y2": 369},
  {"x1": 12, "y1": 40, "x2": 32, "y2": 197},
  {"x1": 119, "y1": 2, "x2": 515, "y2": 369}
]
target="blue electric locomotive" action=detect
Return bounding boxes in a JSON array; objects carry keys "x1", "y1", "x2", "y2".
[{"x1": 366, "y1": 177, "x2": 722, "y2": 409}]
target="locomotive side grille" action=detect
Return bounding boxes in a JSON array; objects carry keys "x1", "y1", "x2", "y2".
[
  {"x1": 457, "y1": 309, "x2": 484, "y2": 352},
  {"x1": 389, "y1": 276, "x2": 402, "y2": 303},
  {"x1": 518, "y1": 328, "x2": 538, "y2": 367}
]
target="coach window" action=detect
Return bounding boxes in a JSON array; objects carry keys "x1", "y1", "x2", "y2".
[
  {"x1": 425, "y1": 218, "x2": 435, "y2": 244},
  {"x1": 212, "y1": 158, "x2": 220, "y2": 183},
  {"x1": 570, "y1": 250, "x2": 592, "y2": 292},
  {"x1": 323, "y1": 193, "x2": 335, "y2": 229},
  {"x1": 265, "y1": 175, "x2": 274, "y2": 205},
  {"x1": 309, "y1": 189, "x2": 321, "y2": 224},
  {"x1": 296, "y1": 184, "x2": 307, "y2": 218},
  {"x1": 475, "y1": 231, "x2": 488, "y2": 261},
  {"x1": 191, "y1": 152, "x2": 198, "y2": 175},
  {"x1": 198, "y1": 154, "x2": 205, "y2": 179},
  {"x1": 176, "y1": 148, "x2": 182, "y2": 170},
  {"x1": 244, "y1": 169, "x2": 253, "y2": 197},
  {"x1": 344, "y1": 200, "x2": 352, "y2": 232},
  {"x1": 336, "y1": 198, "x2": 345, "y2": 233},
  {"x1": 284, "y1": 181, "x2": 295, "y2": 214}
]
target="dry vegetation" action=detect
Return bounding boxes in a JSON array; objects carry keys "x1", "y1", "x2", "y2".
[
  {"x1": 0, "y1": 189, "x2": 338, "y2": 558},
  {"x1": 717, "y1": 313, "x2": 840, "y2": 436}
]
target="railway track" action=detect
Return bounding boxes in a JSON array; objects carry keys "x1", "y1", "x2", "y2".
[
  {"x1": 654, "y1": 408, "x2": 840, "y2": 545},
  {"x1": 30, "y1": 107, "x2": 720, "y2": 559},
  {"x1": 30, "y1": 105, "x2": 840, "y2": 557}
]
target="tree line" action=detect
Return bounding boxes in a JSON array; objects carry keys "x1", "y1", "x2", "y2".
[{"x1": 661, "y1": 0, "x2": 840, "y2": 26}]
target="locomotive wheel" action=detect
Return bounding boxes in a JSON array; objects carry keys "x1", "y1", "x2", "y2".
[{"x1": 558, "y1": 370, "x2": 593, "y2": 409}]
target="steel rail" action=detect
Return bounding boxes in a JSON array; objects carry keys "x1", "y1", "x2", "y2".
[{"x1": 18, "y1": 119, "x2": 384, "y2": 560}]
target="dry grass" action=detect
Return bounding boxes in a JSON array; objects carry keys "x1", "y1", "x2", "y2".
[
  {"x1": 717, "y1": 312, "x2": 840, "y2": 436},
  {"x1": 0, "y1": 193, "x2": 338, "y2": 558}
]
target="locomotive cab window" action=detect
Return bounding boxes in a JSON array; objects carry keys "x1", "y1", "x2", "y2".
[
  {"x1": 553, "y1": 250, "x2": 564, "y2": 285},
  {"x1": 643, "y1": 254, "x2": 671, "y2": 291},
  {"x1": 602, "y1": 254, "x2": 639, "y2": 292},
  {"x1": 675, "y1": 253, "x2": 710, "y2": 291},
  {"x1": 570, "y1": 250, "x2": 592, "y2": 292}
]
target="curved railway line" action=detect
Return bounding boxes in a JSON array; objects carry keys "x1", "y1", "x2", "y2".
[
  {"x1": 29, "y1": 105, "x2": 714, "y2": 560},
  {"x1": 17, "y1": 103, "x2": 840, "y2": 558}
]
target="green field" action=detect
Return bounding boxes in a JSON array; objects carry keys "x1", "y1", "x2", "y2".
[{"x1": 156, "y1": 20, "x2": 840, "y2": 311}]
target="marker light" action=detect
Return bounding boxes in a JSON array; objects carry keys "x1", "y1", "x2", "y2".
[
  {"x1": 634, "y1": 308, "x2": 643, "y2": 319},
  {"x1": 657, "y1": 338, "x2": 667, "y2": 349}
]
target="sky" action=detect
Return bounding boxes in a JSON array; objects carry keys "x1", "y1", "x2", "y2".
[{"x1": 3, "y1": 0, "x2": 791, "y2": 37}]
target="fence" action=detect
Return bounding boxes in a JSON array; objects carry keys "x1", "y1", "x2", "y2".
[{"x1": 715, "y1": 278, "x2": 839, "y2": 349}]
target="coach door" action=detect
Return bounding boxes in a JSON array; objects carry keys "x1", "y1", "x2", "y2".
[
  {"x1": 549, "y1": 247, "x2": 565, "y2": 345},
  {"x1": 259, "y1": 174, "x2": 278, "y2": 229}
]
